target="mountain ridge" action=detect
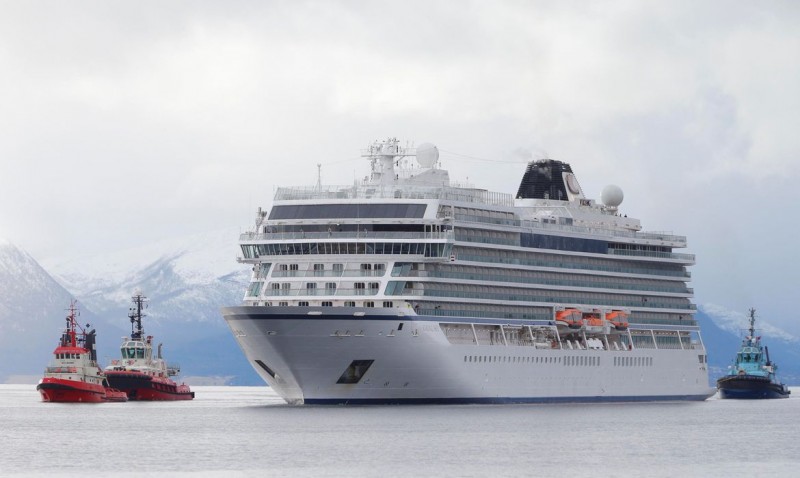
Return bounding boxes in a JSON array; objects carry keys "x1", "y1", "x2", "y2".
[{"x1": 0, "y1": 234, "x2": 260, "y2": 385}]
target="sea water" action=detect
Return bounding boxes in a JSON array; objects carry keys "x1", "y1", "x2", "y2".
[{"x1": 1, "y1": 384, "x2": 798, "y2": 477}]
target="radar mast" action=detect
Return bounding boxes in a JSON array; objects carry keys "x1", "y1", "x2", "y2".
[{"x1": 129, "y1": 291, "x2": 148, "y2": 340}]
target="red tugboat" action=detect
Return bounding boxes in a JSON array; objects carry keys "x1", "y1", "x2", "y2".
[
  {"x1": 37, "y1": 301, "x2": 128, "y2": 403},
  {"x1": 104, "y1": 291, "x2": 194, "y2": 401}
]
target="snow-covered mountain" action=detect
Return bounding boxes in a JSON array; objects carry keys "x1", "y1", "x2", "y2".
[
  {"x1": 0, "y1": 239, "x2": 98, "y2": 382},
  {"x1": 699, "y1": 304, "x2": 800, "y2": 385},
  {"x1": 45, "y1": 228, "x2": 247, "y2": 324},
  {"x1": 0, "y1": 230, "x2": 259, "y2": 384},
  {"x1": 42, "y1": 227, "x2": 259, "y2": 384}
]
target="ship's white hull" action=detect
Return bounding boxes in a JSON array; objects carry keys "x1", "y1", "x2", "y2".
[{"x1": 223, "y1": 306, "x2": 714, "y2": 404}]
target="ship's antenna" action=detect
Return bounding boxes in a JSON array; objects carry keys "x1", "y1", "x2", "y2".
[
  {"x1": 748, "y1": 308, "x2": 756, "y2": 338},
  {"x1": 63, "y1": 300, "x2": 80, "y2": 347},
  {"x1": 316, "y1": 163, "x2": 322, "y2": 191},
  {"x1": 129, "y1": 291, "x2": 148, "y2": 340}
]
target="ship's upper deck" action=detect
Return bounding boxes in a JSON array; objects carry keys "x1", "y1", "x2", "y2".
[
  {"x1": 274, "y1": 184, "x2": 514, "y2": 207},
  {"x1": 255, "y1": 138, "x2": 687, "y2": 248}
]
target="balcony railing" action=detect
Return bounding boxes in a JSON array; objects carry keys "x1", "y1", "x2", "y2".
[
  {"x1": 264, "y1": 288, "x2": 380, "y2": 297},
  {"x1": 608, "y1": 249, "x2": 695, "y2": 261},
  {"x1": 453, "y1": 215, "x2": 688, "y2": 246},
  {"x1": 271, "y1": 270, "x2": 386, "y2": 278},
  {"x1": 241, "y1": 230, "x2": 453, "y2": 242}
]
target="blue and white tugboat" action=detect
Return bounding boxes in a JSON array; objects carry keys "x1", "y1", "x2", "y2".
[{"x1": 717, "y1": 308, "x2": 790, "y2": 399}]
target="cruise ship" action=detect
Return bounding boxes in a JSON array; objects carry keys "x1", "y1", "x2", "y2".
[{"x1": 222, "y1": 138, "x2": 715, "y2": 404}]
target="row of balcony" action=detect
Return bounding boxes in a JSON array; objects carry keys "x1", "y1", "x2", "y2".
[{"x1": 241, "y1": 230, "x2": 453, "y2": 242}]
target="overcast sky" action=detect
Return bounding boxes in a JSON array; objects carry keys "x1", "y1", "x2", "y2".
[{"x1": 1, "y1": 1, "x2": 798, "y2": 331}]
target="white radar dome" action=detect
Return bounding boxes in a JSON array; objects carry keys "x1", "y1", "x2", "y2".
[
  {"x1": 601, "y1": 184, "x2": 624, "y2": 207},
  {"x1": 416, "y1": 143, "x2": 439, "y2": 168}
]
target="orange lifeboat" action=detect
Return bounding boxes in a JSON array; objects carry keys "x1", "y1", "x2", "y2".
[
  {"x1": 606, "y1": 310, "x2": 629, "y2": 330},
  {"x1": 583, "y1": 311, "x2": 608, "y2": 334},
  {"x1": 555, "y1": 308, "x2": 583, "y2": 329}
]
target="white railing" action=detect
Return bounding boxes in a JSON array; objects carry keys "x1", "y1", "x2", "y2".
[{"x1": 241, "y1": 230, "x2": 453, "y2": 242}]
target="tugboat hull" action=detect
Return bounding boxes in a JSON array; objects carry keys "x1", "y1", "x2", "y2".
[
  {"x1": 717, "y1": 375, "x2": 790, "y2": 399},
  {"x1": 36, "y1": 378, "x2": 107, "y2": 403},
  {"x1": 105, "y1": 371, "x2": 195, "y2": 401}
]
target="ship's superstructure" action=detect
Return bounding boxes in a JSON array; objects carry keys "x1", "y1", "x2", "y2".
[{"x1": 222, "y1": 138, "x2": 714, "y2": 404}]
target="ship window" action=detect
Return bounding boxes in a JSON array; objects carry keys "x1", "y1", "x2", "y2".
[
  {"x1": 364, "y1": 301, "x2": 374, "y2": 308},
  {"x1": 298, "y1": 301, "x2": 309, "y2": 306},
  {"x1": 279, "y1": 264, "x2": 288, "y2": 271},
  {"x1": 369, "y1": 282, "x2": 380, "y2": 290},
  {"x1": 289, "y1": 264, "x2": 299, "y2": 271},
  {"x1": 279, "y1": 301, "x2": 289, "y2": 306},
  {"x1": 321, "y1": 301, "x2": 333, "y2": 307},
  {"x1": 326, "y1": 282, "x2": 337, "y2": 291},
  {"x1": 247, "y1": 281, "x2": 263, "y2": 297},
  {"x1": 344, "y1": 301, "x2": 356, "y2": 307},
  {"x1": 336, "y1": 359, "x2": 374, "y2": 384},
  {"x1": 136, "y1": 348, "x2": 145, "y2": 359},
  {"x1": 269, "y1": 204, "x2": 426, "y2": 220}
]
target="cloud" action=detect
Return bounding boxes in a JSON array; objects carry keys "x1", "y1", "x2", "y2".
[{"x1": 0, "y1": 1, "x2": 799, "y2": 331}]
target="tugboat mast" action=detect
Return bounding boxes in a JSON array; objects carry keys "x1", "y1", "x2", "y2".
[
  {"x1": 61, "y1": 300, "x2": 80, "y2": 348},
  {"x1": 128, "y1": 291, "x2": 148, "y2": 340},
  {"x1": 748, "y1": 308, "x2": 756, "y2": 339}
]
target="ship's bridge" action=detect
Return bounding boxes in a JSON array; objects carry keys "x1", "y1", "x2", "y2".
[{"x1": 121, "y1": 341, "x2": 148, "y2": 360}]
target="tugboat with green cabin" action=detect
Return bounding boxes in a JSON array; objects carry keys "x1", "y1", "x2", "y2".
[{"x1": 717, "y1": 308, "x2": 790, "y2": 399}]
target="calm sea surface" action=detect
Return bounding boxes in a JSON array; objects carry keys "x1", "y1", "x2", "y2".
[{"x1": 1, "y1": 384, "x2": 798, "y2": 477}]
